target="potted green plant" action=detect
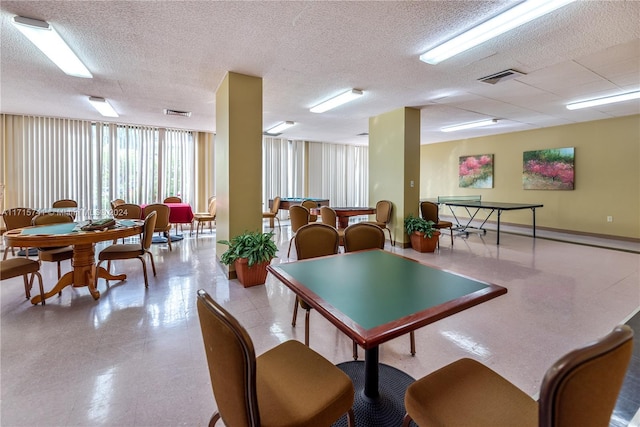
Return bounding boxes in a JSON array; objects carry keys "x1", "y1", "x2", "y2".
[
  {"x1": 404, "y1": 214, "x2": 440, "y2": 253},
  {"x1": 219, "y1": 230, "x2": 278, "y2": 287}
]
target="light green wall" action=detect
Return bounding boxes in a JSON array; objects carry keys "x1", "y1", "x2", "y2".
[
  {"x1": 215, "y1": 72, "x2": 263, "y2": 273},
  {"x1": 420, "y1": 115, "x2": 640, "y2": 239},
  {"x1": 369, "y1": 107, "x2": 420, "y2": 245}
]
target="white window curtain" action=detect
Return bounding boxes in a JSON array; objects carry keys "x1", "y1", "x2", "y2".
[
  {"x1": 262, "y1": 137, "x2": 305, "y2": 217},
  {"x1": 308, "y1": 142, "x2": 368, "y2": 207},
  {"x1": 2, "y1": 114, "x2": 196, "y2": 218}
]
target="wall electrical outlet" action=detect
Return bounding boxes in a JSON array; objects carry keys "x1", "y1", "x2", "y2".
[{"x1": 607, "y1": 216, "x2": 613, "y2": 222}]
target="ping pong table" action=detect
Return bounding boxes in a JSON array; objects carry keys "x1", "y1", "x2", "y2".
[{"x1": 434, "y1": 195, "x2": 543, "y2": 245}]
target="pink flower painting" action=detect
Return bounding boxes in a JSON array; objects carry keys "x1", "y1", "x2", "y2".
[
  {"x1": 523, "y1": 147, "x2": 574, "y2": 190},
  {"x1": 459, "y1": 154, "x2": 494, "y2": 188}
]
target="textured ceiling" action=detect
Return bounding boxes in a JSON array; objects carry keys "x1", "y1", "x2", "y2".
[{"x1": 1, "y1": 1, "x2": 639, "y2": 145}]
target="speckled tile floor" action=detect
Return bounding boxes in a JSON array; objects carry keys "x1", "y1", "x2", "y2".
[{"x1": 1, "y1": 222, "x2": 639, "y2": 426}]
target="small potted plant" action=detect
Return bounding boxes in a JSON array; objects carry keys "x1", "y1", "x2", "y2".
[
  {"x1": 404, "y1": 214, "x2": 440, "y2": 253},
  {"x1": 219, "y1": 230, "x2": 278, "y2": 287}
]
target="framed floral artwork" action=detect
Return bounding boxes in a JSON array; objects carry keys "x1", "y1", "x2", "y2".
[
  {"x1": 459, "y1": 154, "x2": 493, "y2": 188},
  {"x1": 523, "y1": 147, "x2": 574, "y2": 190}
]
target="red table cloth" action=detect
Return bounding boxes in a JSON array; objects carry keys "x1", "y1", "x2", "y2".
[{"x1": 140, "y1": 203, "x2": 194, "y2": 224}]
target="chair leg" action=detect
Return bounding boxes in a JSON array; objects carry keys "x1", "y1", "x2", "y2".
[
  {"x1": 410, "y1": 331, "x2": 416, "y2": 356},
  {"x1": 287, "y1": 236, "x2": 296, "y2": 258},
  {"x1": 139, "y1": 258, "x2": 149, "y2": 288},
  {"x1": 166, "y1": 232, "x2": 172, "y2": 251},
  {"x1": 23, "y1": 274, "x2": 31, "y2": 299},
  {"x1": 347, "y1": 408, "x2": 356, "y2": 427},
  {"x1": 352, "y1": 340, "x2": 358, "y2": 360},
  {"x1": 450, "y1": 227, "x2": 454, "y2": 246},
  {"x1": 291, "y1": 298, "x2": 299, "y2": 327},
  {"x1": 147, "y1": 251, "x2": 157, "y2": 276},
  {"x1": 304, "y1": 308, "x2": 310, "y2": 346},
  {"x1": 209, "y1": 412, "x2": 221, "y2": 427}
]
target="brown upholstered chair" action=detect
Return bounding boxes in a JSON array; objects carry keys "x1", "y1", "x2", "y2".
[
  {"x1": 320, "y1": 206, "x2": 345, "y2": 246},
  {"x1": 197, "y1": 289, "x2": 355, "y2": 427},
  {"x1": 343, "y1": 222, "x2": 416, "y2": 360},
  {"x1": 112, "y1": 203, "x2": 142, "y2": 220},
  {"x1": 110, "y1": 199, "x2": 125, "y2": 210},
  {"x1": 142, "y1": 203, "x2": 172, "y2": 251},
  {"x1": 363, "y1": 200, "x2": 394, "y2": 246},
  {"x1": 192, "y1": 196, "x2": 216, "y2": 237},
  {"x1": 403, "y1": 324, "x2": 633, "y2": 427},
  {"x1": 301, "y1": 199, "x2": 318, "y2": 222},
  {"x1": 2, "y1": 207, "x2": 39, "y2": 259},
  {"x1": 0, "y1": 258, "x2": 45, "y2": 305},
  {"x1": 420, "y1": 200, "x2": 454, "y2": 246},
  {"x1": 52, "y1": 199, "x2": 77, "y2": 208},
  {"x1": 262, "y1": 196, "x2": 281, "y2": 229},
  {"x1": 162, "y1": 196, "x2": 181, "y2": 203},
  {"x1": 96, "y1": 211, "x2": 157, "y2": 288},
  {"x1": 32, "y1": 213, "x2": 74, "y2": 280},
  {"x1": 291, "y1": 223, "x2": 340, "y2": 346},
  {"x1": 287, "y1": 204, "x2": 310, "y2": 258}
]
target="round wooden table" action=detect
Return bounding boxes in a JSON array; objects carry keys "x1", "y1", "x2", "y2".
[{"x1": 4, "y1": 220, "x2": 144, "y2": 304}]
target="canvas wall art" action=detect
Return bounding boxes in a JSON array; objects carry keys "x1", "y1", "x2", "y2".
[
  {"x1": 459, "y1": 154, "x2": 494, "y2": 188},
  {"x1": 523, "y1": 147, "x2": 574, "y2": 190}
]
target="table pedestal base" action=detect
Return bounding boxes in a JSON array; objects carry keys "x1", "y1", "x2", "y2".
[{"x1": 333, "y1": 361, "x2": 415, "y2": 427}]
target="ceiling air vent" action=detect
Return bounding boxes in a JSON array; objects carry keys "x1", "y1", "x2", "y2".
[
  {"x1": 357, "y1": 132, "x2": 369, "y2": 136},
  {"x1": 163, "y1": 109, "x2": 192, "y2": 117},
  {"x1": 478, "y1": 69, "x2": 526, "y2": 85}
]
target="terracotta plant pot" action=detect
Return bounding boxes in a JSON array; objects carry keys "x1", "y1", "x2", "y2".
[
  {"x1": 234, "y1": 258, "x2": 271, "y2": 287},
  {"x1": 409, "y1": 231, "x2": 441, "y2": 253}
]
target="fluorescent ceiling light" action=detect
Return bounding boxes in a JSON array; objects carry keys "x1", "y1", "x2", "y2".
[
  {"x1": 420, "y1": 0, "x2": 576, "y2": 65},
  {"x1": 89, "y1": 97, "x2": 119, "y2": 117},
  {"x1": 441, "y1": 119, "x2": 497, "y2": 133},
  {"x1": 266, "y1": 121, "x2": 295, "y2": 134},
  {"x1": 566, "y1": 91, "x2": 640, "y2": 110},
  {"x1": 310, "y1": 89, "x2": 363, "y2": 113},
  {"x1": 12, "y1": 16, "x2": 92, "y2": 78}
]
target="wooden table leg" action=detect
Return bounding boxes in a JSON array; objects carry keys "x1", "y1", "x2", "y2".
[
  {"x1": 338, "y1": 216, "x2": 350, "y2": 229},
  {"x1": 30, "y1": 271, "x2": 73, "y2": 305}
]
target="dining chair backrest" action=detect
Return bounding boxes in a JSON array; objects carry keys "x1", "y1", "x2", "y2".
[
  {"x1": 270, "y1": 196, "x2": 281, "y2": 214},
  {"x1": 163, "y1": 196, "x2": 182, "y2": 203},
  {"x1": 143, "y1": 204, "x2": 170, "y2": 231},
  {"x1": 538, "y1": 324, "x2": 633, "y2": 427},
  {"x1": 110, "y1": 199, "x2": 125, "y2": 210},
  {"x1": 197, "y1": 289, "x2": 261, "y2": 427},
  {"x1": 2, "y1": 208, "x2": 38, "y2": 230},
  {"x1": 113, "y1": 203, "x2": 142, "y2": 220},
  {"x1": 52, "y1": 199, "x2": 77, "y2": 208},
  {"x1": 320, "y1": 206, "x2": 338, "y2": 228},
  {"x1": 343, "y1": 223, "x2": 385, "y2": 252},
  {"x1": 420, "y1": 201, "x2": 440, "y2": 223},
  {"x1": 295, "y1": 223, "x2": 340, "y2": 260},
  {"x1": 32, "y1": 213, "x2": 73, "y2": 225},
  {"x1": 374, "y1": 200, "x2": 392, "y2": 223},
  {"x1": 141, "y1": 211, "x2": 157, "y2": 250},
  {"x1": 289, "y1": 205, "x2": 309, "y2": 233},
  {"x1": 301, "y1": 200, "x2": 318, "y2": 222},
  {"x1": 208, "y1": 197, "x2": 217, "y2": 217}
]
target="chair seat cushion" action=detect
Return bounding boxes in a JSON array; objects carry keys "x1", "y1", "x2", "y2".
[
  {"x1": 256, "y1": 340, "x2": 354, "y2": 427},
  {"x1": 99, "y1": 244, "x2": 144, "y2": 260},
  {"x1": 194, "y1": 214, "x2": 215, "y2": 220},
  {"x1": 436, "y1": 220, "x2": 453, "y2": 228},
  {"x1": 38, "y1": 246, "x2": 73, "y2": 262},
  {"x1": 0, "y1": 258, "x2": 40, "y2": 280},
  {"x1": 405, "y1": 358, "x2": 537, "y2": 427}
]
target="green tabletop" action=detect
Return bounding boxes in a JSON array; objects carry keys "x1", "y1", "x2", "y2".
[
  {"x1": 269, "y1": 249, "x2": 506, "y2": 348},
  {"x1": 20, "y1": 220, "x2": 138, "y2": 235}
]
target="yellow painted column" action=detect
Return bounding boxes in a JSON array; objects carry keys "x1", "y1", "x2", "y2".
[
  {"x1": 369, "y1": 107, "x2": 421, "y2": 247},
  {"x1": 215, "y1": 72, "x2": 263, "y2": 277}
]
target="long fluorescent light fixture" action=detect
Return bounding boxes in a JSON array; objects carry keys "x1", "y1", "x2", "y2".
[
  {"x1": 89, "y1": 97, "x2": 119, "y2": 117},
  {"x1": 441, "y1": 119, "x2": 498, "y2": 133},
  {"x1": 12, "y1": 16, "x2": 92, "y2": 78},
  {"x1": 266, "y1": 121, "x2": 295, "y2": 134},
  {"x1": 310, "y1": 89, "x2": 363, "y2": 113},
  {"x1": 566, "y1": 91, "x2": 640, "y2": 110},
  {"x1": 420, "y1": 0, "x2": 576, "y2": 65}
]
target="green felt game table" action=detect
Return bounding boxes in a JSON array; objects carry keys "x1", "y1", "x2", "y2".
[{"x1": 268, "y1": 249, "x2": 506, "y2": 425}]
